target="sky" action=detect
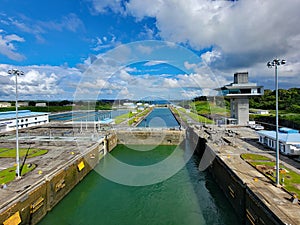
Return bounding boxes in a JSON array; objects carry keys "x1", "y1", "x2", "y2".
[{"x1": 0, "y1": 0, "x2": 300, "y2": 101}]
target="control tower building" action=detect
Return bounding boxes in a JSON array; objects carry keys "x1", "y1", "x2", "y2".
[{"x1": 216, "y1": 72, "x2": 264, "y2": 125}]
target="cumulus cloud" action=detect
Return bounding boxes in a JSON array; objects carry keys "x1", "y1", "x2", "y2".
[
  {"x1": 0, "y1": 64, "x2": 81, "y2": 100},
  {"x1": 87, "y1": 0, "x2": 300, "y2": 89},
  {"x1": 125, "y1": 0, "x2": 300, "y2": 55},
  {"x1": 201, "y1": 50, "x2": 222, "y2": 65}
]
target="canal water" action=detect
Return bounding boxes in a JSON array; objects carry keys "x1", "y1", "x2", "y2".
[
  {"x1": 38, "y1": 145, "x2": 240, "y2": 225},
  {"x1": 137, "y1": 107, "x2": 180, "y2": 128},
  {"x1": 49, "y1": 110, "x2": 129, "y2": 121}
]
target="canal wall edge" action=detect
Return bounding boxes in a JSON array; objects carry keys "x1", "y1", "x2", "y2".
[{"x1": 190, "y1": 127, "x2": 290, "y2": 225}]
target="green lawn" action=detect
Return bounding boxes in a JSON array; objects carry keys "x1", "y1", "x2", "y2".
[
  {"x1": 241, "y1": 153, "x2": 300, "y2": 198},
  {"x1": 191, "y1": 101, "x2": 229, "y2": 116},
  {"x1": 0, "y1": 164, "x2": 36, "y2": 184},
  {"x1": 128, "y1": 108, "x2": 152, "y2": 126},
  {"x1": 178, "y1": 107, "x2": 214, "y2": 124},
  {"x1": 114, "y1": 112, "x2": 133, "y2": 124},
  {"x1": 0, "y1": 148, "x2": 48, "y2": 158},
  {"x1": 241, "y1": 153, "x2": 271, "y2": 161}
]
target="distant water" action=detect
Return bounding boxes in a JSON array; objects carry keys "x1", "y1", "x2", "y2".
[
  {"x1": 38, "y1": 145, "x2": 240, "y2": 225},
  {"x1": 49, "y1": 110, "x2": 129, "y2": 121},
  {"x1": 137, "y1": 107, "x2": 180, "y2": 128}
]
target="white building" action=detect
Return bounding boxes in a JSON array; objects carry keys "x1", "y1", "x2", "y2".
[
  {"x1": 257, "y1": 128, "x2": 300, "y2": 156},
  {"x1": 18, "y1": 102, "x2": 29, "y2": 107},
  {"x1": 0, "y1": 102, "x2": 11, "y2": 108},
  {"x1": 216, "y1": 72, "x2": 264, "y2": 125},
  {"x1": 123, "y1": 102, "x2": 135, "y2": 108},
  {"x1": 0, "y1": 110, "x2": 49, "y2": 133},
  {"x1": 36, "y1": 102, "x2": 47, "y2": 107},
  {"x1": 255, "y1": 110, "x2": 269, "y2": 115}
]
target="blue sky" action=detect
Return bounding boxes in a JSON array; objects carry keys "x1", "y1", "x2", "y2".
[{"x1": 0, "y1": 0, "x2": 300, "y2": 101}]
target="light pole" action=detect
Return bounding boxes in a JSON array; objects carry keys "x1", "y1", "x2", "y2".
[
  {"x1": 267, "y1": 59, "x2": 286, "y2": 186},
  {"x1": 8, "y1": 69, "x2": 24, "y2": 179}
]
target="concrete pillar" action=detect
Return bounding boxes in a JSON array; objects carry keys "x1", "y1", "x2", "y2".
[{"x1": 235, "y1": 98, "x2": 249, "y2": 125}]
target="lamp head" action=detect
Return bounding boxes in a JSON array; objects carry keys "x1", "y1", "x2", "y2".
[
  {"x1": 267, "y1": 62, "x2": 273, "y2": 68},
  {"x1": 7, "y1": 69, "x2": 24, "y2": 75}
]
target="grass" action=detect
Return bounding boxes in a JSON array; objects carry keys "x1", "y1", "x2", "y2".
[
  {"x1": 241, "y1": 153, "x2": 271, "y2": 161},
  {"x1": 114, "y1": 112, "x2": 133, "y2": 124},
  {"x1": 241, "y1": 153, "x2": 300, "y2": 197},
  {"x1": 0, "y1": 148, "x2": 48, "y2": 158},
  {"x1": 0, "y1": 164, "x2": 36, "y2": 184},
  {"x1": 191, "y1": 101, "x2": 229, "y2": 116},
  {"x1": 171, "y1": 107, "x2": 188, "y2": 123},
  {"x1": 178, "y1": 107, "x2": 214, "y2": 124},
  {"x1": 128, "y1": 108, "x2": 152, "y2": 126}
]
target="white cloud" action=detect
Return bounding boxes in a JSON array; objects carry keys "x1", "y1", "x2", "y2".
[
  {"x1": 144, "y1": 60, "x2": 167, "y2": 66},
  {"x1": 0, "y1": 64, "x2": 81, "y2": 100},
  {"x1": 0, "y1": 32, "x2": 25, "y2": 61},
  {"x1": 1, "y1": 13, "x2": 84, "y2": 44},
  {"x1": 118, "y1": 69, "x2": 133, "y2": 81},
  {"x1": 163, "y1": 78, "x2": 179, "y2": 88},
  {"x1": 126, "y1": 0, "x2": 300, "y2": 54},
  {"x1": 92, "y1": 34, "x2": 118, "y2": 51},
  {"x1": 122, "y1": 0, "x2": 300, "y2": 89},
  {"x1": 88, "y1": 0, "x2": 125, "y2": 14},
  {"x1": 201, "y1": 50, "x2": 222, "y2": 65},
  {"x1": 136, "y1": 44, "x2": 153, "y2": 54}
]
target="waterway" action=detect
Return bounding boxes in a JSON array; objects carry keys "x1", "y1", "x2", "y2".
[
  {"x1": 38, "y1": 145, "x2": 240, "y2": 225},
  {"x1": 49, "y1": 110, "x2": 129, "y2": 121},
  {"x1": 137, "y1": 107, "x2": 180, "y2": 128}
]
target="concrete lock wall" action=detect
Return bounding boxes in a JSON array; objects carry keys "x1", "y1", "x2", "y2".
[
  {"x1": 207, "y1": 150, "x2": 246, "y2": 222},
  {"x1": 203, "y1": 144, "x2": 286, "y2": 225},
  {"x1": 173, "y1": 128, "x2": 288, "y2": 225},
  {"x1": 116, "y1": 130, "x2": 185, "y2": 146},
  {"x1": 107, "y1": 133, "x2": 117, "y2": 152},
  {"x1": 0, "y1": 135, "x2": 117, "y2": 225}
]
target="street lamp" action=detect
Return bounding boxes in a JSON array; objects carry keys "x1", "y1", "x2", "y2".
[
  {"x1": 267, "y1": 59, "x2": 286, "y2": 186},
  {"x1": 8, "y1": 69, "x2": 24, "y2": 179}
]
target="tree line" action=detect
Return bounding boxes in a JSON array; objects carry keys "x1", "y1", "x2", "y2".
[{"x1": 249, "y1": 88, "x2": 300, "y2": 112}]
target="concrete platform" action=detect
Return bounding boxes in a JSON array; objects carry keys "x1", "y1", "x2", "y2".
[{"x1": 0, "y1": 124, "x2": 102, "y2": 211}]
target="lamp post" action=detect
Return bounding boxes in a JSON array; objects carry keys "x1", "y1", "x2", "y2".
[
  {"x1": 267, "y1": 59, "x2": 286, "y2": 186},
  {"x1": 8, "y1": 69, "x2": 24, "y2": 179}
]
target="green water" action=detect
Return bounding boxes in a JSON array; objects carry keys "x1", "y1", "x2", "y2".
[{"x1": 38, "y1": 145, "x2": 240, "y2": 225}]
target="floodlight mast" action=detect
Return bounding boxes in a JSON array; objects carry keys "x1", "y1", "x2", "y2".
[
  {"x1": 8, "y1": 69, "x2": 24, "y2": 179},
  {"x1": 266, "y1": 59, "x2": 286, "y2": 186}
]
